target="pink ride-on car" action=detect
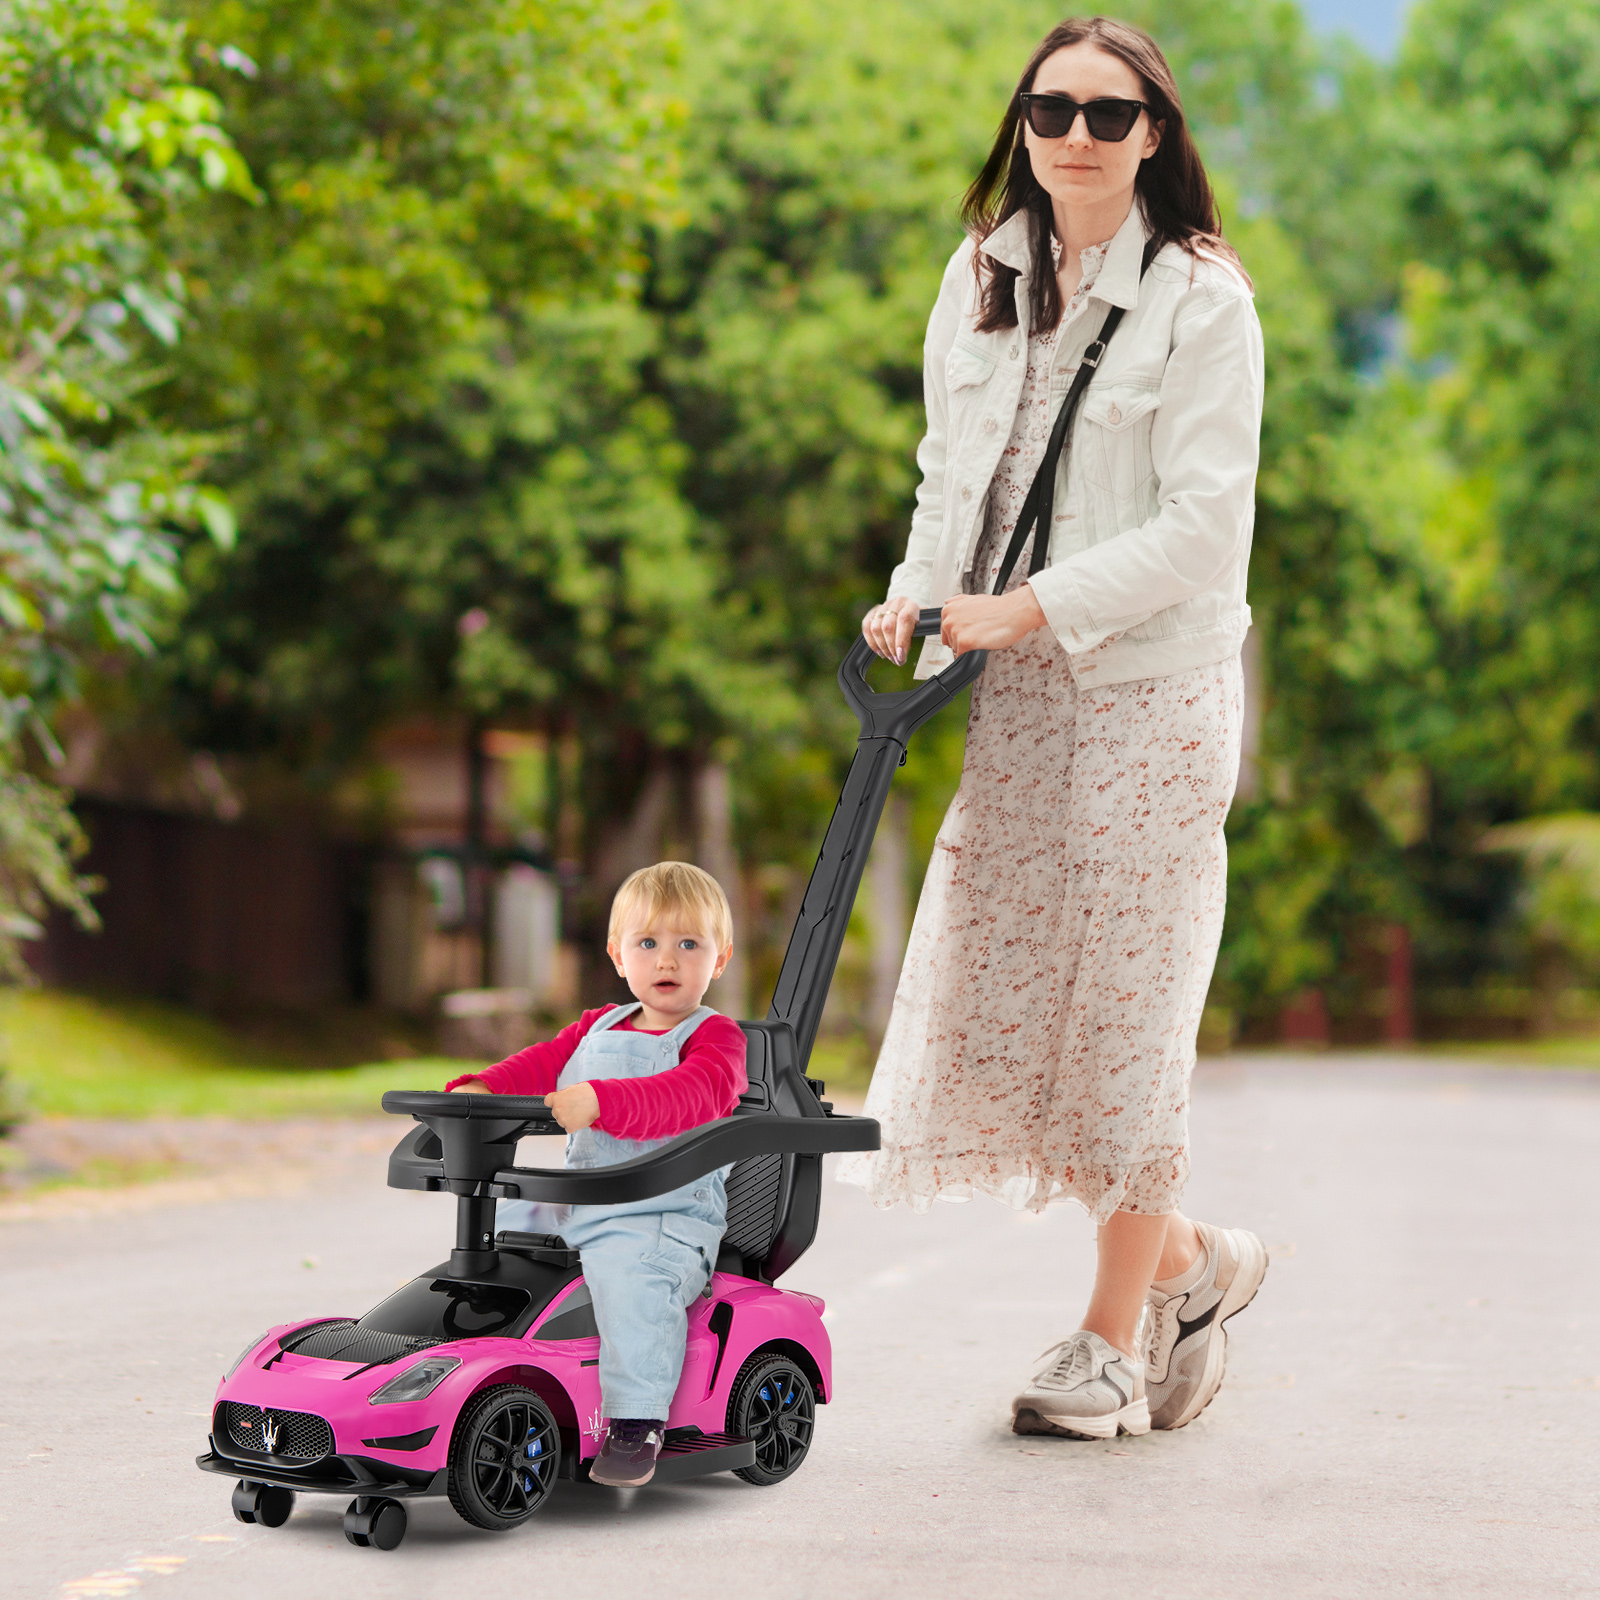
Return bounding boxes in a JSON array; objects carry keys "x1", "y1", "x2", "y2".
[{"x1": 197, "y1": 611, "x2": 984, "y2": 1549}]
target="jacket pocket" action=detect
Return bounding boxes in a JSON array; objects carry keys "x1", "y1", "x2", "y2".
[
  {"x1": 945, "y1": 344, "x2": 997, "y2": 392},
  {"x1": 1080, "y1": 386, "x2": 1161, "y2": 501}
]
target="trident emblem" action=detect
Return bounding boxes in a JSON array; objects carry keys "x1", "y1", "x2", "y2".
[{"x1": 261, "y1": 1414, "x2": 279, "y2": 1453}]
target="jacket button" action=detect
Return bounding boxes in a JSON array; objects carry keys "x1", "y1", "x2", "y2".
[
  {"x1": 983, "y1": 417, "x2": 997, "y2": 433},
  {"x1": 961, "y1": 486, "x2": 972, "y2": 500},
  {"x1": 1008, "y1": 343, "x2": 1019, "y2": 358},
  {"x1": 1107, "y1": 402, "x2": 1122, "y2": 424}
]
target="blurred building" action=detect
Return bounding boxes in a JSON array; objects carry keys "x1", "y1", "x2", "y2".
[{"x1": 31, "y1": 717, "x2": 573, "y2": 1019}]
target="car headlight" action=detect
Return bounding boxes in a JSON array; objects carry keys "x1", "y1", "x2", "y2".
[
  {"x1": 368, "y1": 1357, "x2": 461, "y2": 1405},
  {"x1": 225, "y1": 1333, "x2": 270, "y2": 1379}
]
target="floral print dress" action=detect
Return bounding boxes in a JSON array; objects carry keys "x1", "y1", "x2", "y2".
[{"x1": 837, "y1": 239, "x2": 1244, "y2": 1223}]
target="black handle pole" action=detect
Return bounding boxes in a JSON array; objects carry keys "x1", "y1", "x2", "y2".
[
  {"x1": 451, "y1": 1193, "x2": 499, "y2": 1277},
  {"x1": 765, "y1": 610, "x2": 985, "y2": 1072}
]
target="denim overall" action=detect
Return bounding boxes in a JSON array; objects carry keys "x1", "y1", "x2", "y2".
[{"x1": 509, "y1": 1003, "x2": 730, "y2": 1420}]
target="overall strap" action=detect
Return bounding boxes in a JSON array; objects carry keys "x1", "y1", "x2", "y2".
[
  {"x1": 990, "y1": 236, "x2": 1161, "y2": 598},
  {"x1": 587, "y1": 1001, "x2": 644, "y2": 1036},
  {"x1": 660, "y1": 1004, "x2": 717, "y2": 1049}
]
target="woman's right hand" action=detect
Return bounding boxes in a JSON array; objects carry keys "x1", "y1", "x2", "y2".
[{"x1": 861, "y1": 595, "x2": 923, "y2": 665}]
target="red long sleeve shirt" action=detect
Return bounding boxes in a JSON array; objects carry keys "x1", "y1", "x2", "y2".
[{"x1": 445, "y1": 1007, "x2": 747, "y2": 1141}]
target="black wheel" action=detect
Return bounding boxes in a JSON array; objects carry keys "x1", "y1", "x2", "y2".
[
  {"x1": 725, "y1": 1352, "x2": 815, "y2": 1485},
  {"x1": 447, "y1": 1384, "x2": 561, "y2": 1530},
  {"x1": 231, "y1": 1480, "x2": 258, "y2": 1524},
  {"x1": 231, "y1": 1481, "x2": 294, "y2": 1527},
  {"x1": 255, "y1": 1485, "x2": 294, "y2": 1528},
  {"x1": 343, "y1": 1496, "x2": 406, "y2": 1550}
]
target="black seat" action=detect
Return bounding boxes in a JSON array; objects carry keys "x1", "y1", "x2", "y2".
[{"x1": 717, "y1": 1021, "x2": 829, "y2": 1281}]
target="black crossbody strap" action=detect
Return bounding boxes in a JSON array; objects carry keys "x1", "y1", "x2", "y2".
[{"x1": 990, "y1": 236, "x2": 1160, "y2": 597}]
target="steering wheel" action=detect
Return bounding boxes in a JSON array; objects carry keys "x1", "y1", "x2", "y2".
[{"x1": 382, "y1": 1090, "x2": 559, "y2": 1124}]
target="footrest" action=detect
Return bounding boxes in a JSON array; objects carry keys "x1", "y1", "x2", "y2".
[{"x1": 650, "y1": 1432, "x2": 756, "y2": 1482}]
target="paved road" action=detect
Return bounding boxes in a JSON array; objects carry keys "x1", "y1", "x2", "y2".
[{"x1": 4, "y1": 1055, "x2": 1597, "y2": 1600}]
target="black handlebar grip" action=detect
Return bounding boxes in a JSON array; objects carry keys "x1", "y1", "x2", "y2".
[{"x1": 838, "y1": 608, "x2": 987, "y2": 742}]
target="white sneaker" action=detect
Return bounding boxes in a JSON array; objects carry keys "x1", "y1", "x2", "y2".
[
  {"x1": 1144, "y1": 1221, "x2": 1268, "y2": 1430},
  {"x1": 1011, "y1": 1330, "x2": 1151, "y2": 1440}
]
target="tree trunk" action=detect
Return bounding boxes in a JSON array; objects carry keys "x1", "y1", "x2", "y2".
[
  {"x1": 581, "y1": 761, "x2": 674, "y2": 1004},
  {"x1": 591, "y1": 762, "x2": 673, "y2": 893},
  {"x1": 1531, "y1": 941, "x2": 1569, "y2": 1038},
  {"x1": 693, "y1": 759, "x2": 748, "y2": 1018},
  {"x1": 1383, "y1": 922, "x2": 1415, "y2": 1045},
  {"x1": 867, "y1": 791, "x2": 909, "y2": 1048},
  {"x1": 465, "y1": 719, "x2": 491, "y2": 987}
]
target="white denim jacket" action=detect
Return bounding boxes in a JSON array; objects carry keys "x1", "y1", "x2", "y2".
[{"x1": 890, "y1": 202, "x2": 1263, "y2": 685}]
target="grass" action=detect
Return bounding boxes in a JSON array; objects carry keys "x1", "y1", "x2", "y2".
[
  {"x1": 13, "y1": 982, "x2": 1594, "y2": 1129},
  {"x1": 0, "y1": 987, "x2": 883, "y2": 1124},
  {"x1": 1421, "y1": 1034, "x2": 1600, "y2": 1070},
  {"x1": 806, "y1": 1035, "x2": 876, "y2": 1096},
  {"x1": 2, "y1": 989, "x2": 475, "y2": 1120}
]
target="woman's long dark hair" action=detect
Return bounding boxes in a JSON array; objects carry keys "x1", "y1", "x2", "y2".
[{"x1": 963, "y1": 16, "x2": 1243, "y2": 333}]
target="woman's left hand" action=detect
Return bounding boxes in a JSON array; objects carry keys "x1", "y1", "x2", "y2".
[{"x1": 940, "y1": 585, "x2": 1048, "y2": 656}]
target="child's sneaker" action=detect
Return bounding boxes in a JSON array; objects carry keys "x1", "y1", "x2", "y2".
[
  {"x1": 1144, "y1": 1221, "x2": 1268, "y2": 1430},
  {"x1": 1010, "y1": 1330, "x2": 1151, "y2": 1439},
  {"x1": 589, "y1": 1418, "x2": 665, "y2": 1486}
]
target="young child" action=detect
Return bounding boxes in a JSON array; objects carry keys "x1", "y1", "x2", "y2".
[{"x1": 446, "y1": 861, "x2": 747, "y2": 1487}]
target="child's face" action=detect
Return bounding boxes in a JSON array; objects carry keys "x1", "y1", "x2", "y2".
[{"x1": 607, "y1": 913, "x2": 731, "y2": 1023}]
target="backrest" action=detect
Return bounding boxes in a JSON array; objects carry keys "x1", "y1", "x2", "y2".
[{"x1": 718, "y1": 1021, "x2": 826, "y2": 1282}]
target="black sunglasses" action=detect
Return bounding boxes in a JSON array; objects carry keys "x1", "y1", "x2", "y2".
[{"x1": 1018, "y1": 93, "x2": 1150, "y2": 143}]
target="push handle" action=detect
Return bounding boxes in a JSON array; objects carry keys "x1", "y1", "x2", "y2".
[
  {"x1": 838, "y1": 607, "x2": 987, "y2": 744},
  {"x1": 767, "y1": 608, "x2": 987, "y2": 1067},
  {"x1": 492, "y1": 1112, "x2": 881, "y2": 1205},
  {"x1": 386, "y1": 1108, "x2": 882, "y2": 1205}
]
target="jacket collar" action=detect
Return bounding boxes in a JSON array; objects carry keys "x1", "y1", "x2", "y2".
[
  {"x1": 1092, "y1": 203, "x2": 1155, "y2": 309},
  {"x1": 978, "y1": 201, "x2": 1153, "y2": 309}
]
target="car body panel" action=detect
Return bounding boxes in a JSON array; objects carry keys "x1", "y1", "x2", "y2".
[{"x1": 207, "y1": 1270, "x2": 829, "y2": 1489}]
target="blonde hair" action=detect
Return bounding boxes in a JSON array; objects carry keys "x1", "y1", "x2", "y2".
[{"x1": 608, "y1": 861, "x2": 733, "y2": 950}]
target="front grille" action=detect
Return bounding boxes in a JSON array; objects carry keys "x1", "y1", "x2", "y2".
[
  {"x1": 220, "y1": 1401, "x2": 334, "y2": 1462},
  {"x1": 286, "y1": 1323, "x2": 440, "y2": 1365}
]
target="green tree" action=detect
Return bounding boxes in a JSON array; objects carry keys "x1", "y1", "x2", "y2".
[
  {"x1": 147, "y1": 0, "x2": 803, "y2": 981},
  {"x1": 1246, "y1": 0, "x2": 1600, "y2": 1026},
  {"x1": 644, "y1": 0, "x2": 1400, "y2": 1024},
  {"x1": 1390, "y1": 0, "x2": 1600, "y2": 814},
  {"x1": 0, "y1": 0, "x2": 252, "y2": 974}
]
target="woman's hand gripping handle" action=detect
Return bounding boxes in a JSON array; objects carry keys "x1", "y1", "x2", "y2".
[
  {"x1": 861, "y1": 596, "x2": 923, "y2": 664},
  {"x1": 864, "y1": 589, "x2": 1047, "y2": 664}
]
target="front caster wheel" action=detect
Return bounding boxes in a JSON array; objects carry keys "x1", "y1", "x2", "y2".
[
  {"x1": 343, "y1": 1496, "x2": 407, "y2": 1550},
  {"x1": 726, "y1": 1352, "x2": 815, "y2": 1485},
  {"x1": 231, "y1": 1480, "x2": 294, "y2": 1527}
]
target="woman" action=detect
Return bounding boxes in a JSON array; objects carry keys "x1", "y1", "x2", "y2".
[{"x1": 840, "y1": 16, "x2": 1268, "y2": 1440}]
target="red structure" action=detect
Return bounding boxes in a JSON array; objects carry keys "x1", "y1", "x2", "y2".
[
  {"x1": 1280, "y1": 987, "x2": 1331, "y2": 1046},
  {"x1": 1384, "y1": 922, "x2": 1416, "y2": 1045}
]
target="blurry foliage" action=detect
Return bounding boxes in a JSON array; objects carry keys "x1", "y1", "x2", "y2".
[
  {"x1": 153, "y1": 0, "x2": 774, "y2": 800},
  {"x1": 1204, "y1": 0, "x2": 1600, "y2": 1026},
  {"x1": 0, "y1": 0, "x2": 250, "y2": 978},
  {"x1": 1480, "y1": 815, "x2": 1600, "y2": 977},
  {"x1": 14, "y1": 0, "x2": 1600, "y2": 1033},
  {"x1": 652, "y1": 0, "x2": 1390, "y2": 920}
]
